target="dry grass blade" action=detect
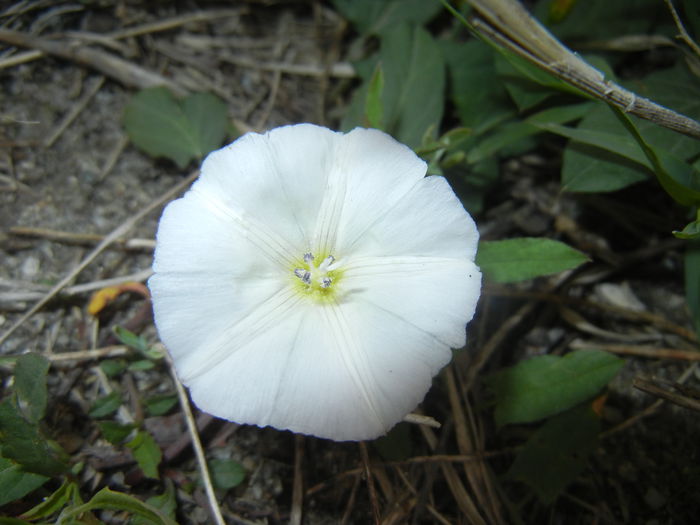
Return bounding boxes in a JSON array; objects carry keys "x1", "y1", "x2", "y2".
[
  {"x1": 0, "y1": 29, "x2": 185, "y2": 95},
  {"x1": 290, "y1": 435, "x2": 305, "y2": 525},
  {"x1": 570, "y1": 340, "x2": 700, "y2": 361},
  {"x1": 459, "y1": 0, "x2": 700, "y2": 139},
  {"x1": 633, "y1": 376, "x2": 700, "y2": 412}
]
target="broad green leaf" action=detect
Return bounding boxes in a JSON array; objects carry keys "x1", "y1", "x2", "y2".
[
  {"x1": 97, "y1": 421, "x2": 135, "y2": 445},
  {"x1": 488, "y1": 349, "x2": 624, "y2": 426},
  {"x1": 19, "y1": 479, "x2": 77, "y2": 520},
  {"x1": 476, "y1": 238, "x2": 589, "y2": 283},
  {"x1": 332, "y1": 0, "x2": 441, "y2": 36},
  {"x1": 209, "y1": 458, "x2": 246, "y2": 490},
  {"x1": 535, "y1": 0, "x2": 671, "y2": 41},
  {"x1": 507, "y1": 404, "x2": 600, "y2": 504},
  {"x1": 126, "y1": 431, "x2": 162, "y2": 480},
  {"x1": 58, "y1": 487, "x2": 177, "y2": 525},
  {"x1": 364, "y1": 63, "x2": 384, "y2": 129},
  {"x1": 88, "y1": 392, "x2": 122, "y2": 418},
  {"x1": 685, "y1": 242, "x2": 700, "y2": 335},
  {"x1": 0, "y1": 457, "x2": 49, "y2": 507},
  {"x1": 123, "y1": 87, "x2": 228, "y2": 168},
  {"x1": 342, "y1": 24, "x2": 445, "y2": 148},
  {"x1": 14, "y1": 353, "x2": 49, "y2": 424},
  {"x1": 440, "y1": 39, "x2": 515, "y2": 134},
  {"x1": 182, "y1": 92, "x2": 229, "y2": 160},
  {"x1": 381, "y1": 24, "x2": 445, "y2": 148},
  {"x1": 144, "y1": 394, "x2": 178, "y2": 417},
  {"x1": 0, "y1": 401, "x2": 67, "y2": 476}
]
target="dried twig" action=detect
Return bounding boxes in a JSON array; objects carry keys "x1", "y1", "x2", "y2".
[
  {"x1": 44, "y1": 75, "x2": 105, "y2": 147},
  {"x1": 664, "y1": 0, "x2": 700, "y2": 58},
  {"x1": 290, "y1": 435, "x2": 304, "y2": 525},
  {"x1": 359, "y1": 442, "x2": 381, "y2": 525},
  {"x1": 0, "y1": 29, "x2": 185, "y2": 95},
  {"x1": 633, "y1": 376, "x2": 700, "y2": 412},
  {"x1": 570, "y1": 340, "x2": 700, "y2": 361},
  {"x1": 8, "y1": 226, "x2": 155, "y2": 250},
  {"x1": 168, "y1": 354, "x2": 226, "y2": 525},
  {"x1": 448, "y1": 0, "x2": 700, "y2": 140},
  {"x1": 0, "y1": 171, "x2": 197, "y2": 347}
]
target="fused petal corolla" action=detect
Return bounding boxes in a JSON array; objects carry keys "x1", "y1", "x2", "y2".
[{"x1": 149, "y1": 123, "x2": 481, "y2": 441}]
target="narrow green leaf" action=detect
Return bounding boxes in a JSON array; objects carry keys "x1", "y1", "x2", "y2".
[
  {"x1": 88, "y1": 392, "x2": 122, "y2": 418},
  {"x1": 209, "y1": 458, "x2": 246, "y2": 490},
  {"x1": 364, "y1": 63, "x2": 384, "y2": 129},
  {"x1": 134, "y1": 480, "x2": 177, "y2": 524},
  {"x1": 476, "y1": 238, "x2": 589, "y2": 283},
  {"x1": 675, "y1": 220, "x2": 700, "y2": 240},
  {"x1": 97, "y1": 421, "x2": 135, "y2": 445},
  {"x1": 144, "y1": 394, "x2": 178, "y2": 417},
  {"x1": 58, "y1": 487, "x2": 177, "y2": 525},
  {"x1": 123, "y1": 87, "x2": 228, "y2": 169},
  {"x1": 488, "y1": 349, "x2": 624, "y2": 426},
  {"x1": 0, "y1": 457, "x2": 49, "y2": 507},
  {"x1": 113, "y1": 326, "x2": 149, "y2": 353},
  {"x1": 126, "y1": 431, "x2": 162, "y2": 480},
  {"x1": 99, "y1": 359, "x2": 126, "y2": 378},
  {"x1": 14, "y1": 353, "x2": 50, "y2": 424},
  {"x1": 507, "y1": 404, "x2": 600, "y2": 504},
  {"x1": 467, "y1": 102, "x2": 594, "y2": 164},
  {"x1": 128, "y1": 360, "x2": 155, "y2": 372},
  {"x1": 20, "y1": 479, "x2": 76, "y2": 520}
]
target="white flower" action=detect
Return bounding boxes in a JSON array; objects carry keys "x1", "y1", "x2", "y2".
[{"x1": 149, "y1": 124, "x2": 481, "y2": 441}]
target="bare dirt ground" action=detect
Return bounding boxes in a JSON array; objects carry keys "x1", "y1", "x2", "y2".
[{"x1": 1, "y1": 1, "x2": 700, "y2": 524}]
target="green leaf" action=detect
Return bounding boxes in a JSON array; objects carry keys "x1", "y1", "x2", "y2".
[
  {"x1": 97, "y1": 421, "x2": 135, "y2": 445},
  {"x1": 209, "y1": 458, "x2": 246, "y2": 490},
  {"x1": 144, "y1": 394, "x2": 178, "y2": 417},
  {"x1": 99, "y1": 359, "x2": 127, "y2": 378},
  {"x1": 126, "y1": 431, "x2": 162, "y2": 480},
  {"x1": 58, "y1": 487, "x2": 177, "y2": 525},
  {"x1": 364, "y1": 63, "x2": 384, "y2": 129},
  {"x1": 488, "y1": 349, "x2": 624, "y2": 426},
  {"x1": 88, "y1": 392, "x2": 122, "y2": 418},
  {"x1": 113, "y1": 326, "x2": 149, "y2": 353},
  {"x1": 332, "y1": 0, "x2": 441, "y2": 36},
  {"x1": 675, "y1": 220, "x2": 700, "y2": 240},
  {"x1": 20, "y1": 479, "x2": 77, "y2": 520},
  {"x1": 134, "y1": 480, "x2": 177, "y2": 524},
  {"x1": 123, "y1": 87, "x2": 228, "y2": 169},
  {"x1": 14, "y1": 353, "x2": 50, "y2": 424},
  {"x1": 685, "y1": 242, "x2": 700, "y2": 335},
  {"x1": 128, "y1": 360, "x2": 155, "y2": 372},
  {"x1": 476, "y1": 238, "x2": 589, "y2": 283},
  {"x1": 0, "y1": 457, "x2": 49, "y2": 507},
  {"x1": 440, "y1": 39, "x2": 515, "y2": 134},
  {"x1": 507, "y1": 404, "x2": 601, "y2": 504},
  {"x1": 342, "y1": 24, "x2": 445, "y2": 148},
  {"x1": 466, "y1": 102, "x2": 594, "y2": 164},
  {"x1": 0, "y1": 400, "x2": 67, "y2": 476}
]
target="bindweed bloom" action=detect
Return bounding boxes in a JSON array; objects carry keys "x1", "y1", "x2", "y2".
[{"x1": 149, "y1": 124, "x2": 481, "y2": 441}]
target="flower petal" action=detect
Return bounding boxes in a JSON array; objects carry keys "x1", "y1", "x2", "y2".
[
  {"x1": 342, "y1": 256, "x2": 481, "y2": 349},
  {"x1": 196, "y1": 124, "x2": 339, "y2": 255},
  {"x1": 186, "y1": 300, "x2": 452, "y2": 441},
  {"x1": 313, "y1": 128, "x2": 428, "y2": 255},
  {"x1": 348, "y1": 174, "x2": 479, "y2": 260}
]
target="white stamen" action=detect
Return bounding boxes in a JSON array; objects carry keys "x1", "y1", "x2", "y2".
[
  {"x1": 303, "y1": 253, "x2": 315, "y2": 263},
  {"x1": 320, "y1": 277, "x2": 332, "y2": 288}
]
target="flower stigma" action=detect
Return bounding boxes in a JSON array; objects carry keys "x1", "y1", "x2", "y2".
[{"x1": 292, "y1": 253, "x2": 341, "y2": 303}]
